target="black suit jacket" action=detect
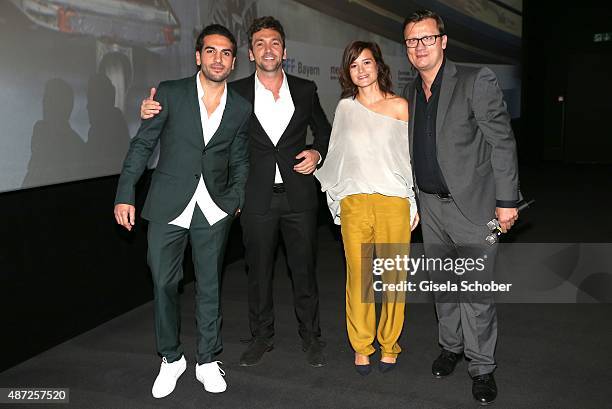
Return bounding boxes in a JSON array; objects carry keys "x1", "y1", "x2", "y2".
[{"x1": 230, "y1": 73, "x2": 331, "y2": 214}]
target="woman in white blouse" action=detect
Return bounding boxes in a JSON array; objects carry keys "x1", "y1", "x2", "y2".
[{"x1": 315, "y1": 41, "x2": 419, "y2": 375}]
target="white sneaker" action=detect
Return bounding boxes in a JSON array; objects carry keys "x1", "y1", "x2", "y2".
[
  {"x1": 151, "y1": 356, "x2": 186, "y2": 398},
  {"x1": 195, "y1": 361, "x2": 227, "y2": 393}
]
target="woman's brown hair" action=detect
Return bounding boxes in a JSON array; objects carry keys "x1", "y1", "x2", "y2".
[{"x1": 339, "y1": 41, "x2": 394, "y2": 99}]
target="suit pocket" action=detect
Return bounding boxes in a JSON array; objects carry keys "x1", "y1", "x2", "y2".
[
  {"x1": 152, "y1": 168, "x2": 180, "y2": 181},
  {"x1": 204, "y1": 153, "x2": 229, "y2": 169},
  {"x1": 475, "y1": 160, "x2": 492, "y2": 176}
]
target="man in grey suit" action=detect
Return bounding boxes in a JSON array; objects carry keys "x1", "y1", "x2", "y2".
[{"x1": 403, "y1": 10, "x2": 520, "y2": 405}]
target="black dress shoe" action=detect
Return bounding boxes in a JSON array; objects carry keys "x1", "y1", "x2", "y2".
[
  {"x1": 239, "y1": 338, "x2": 273, "y2": 366},
  {"x1": 355, "y1": 363, "x2": 371, "y2": 376},
  {"x1": 472, "y1": 373, "x2": 497, "y2": 405},
  {"x1": 378, "y1": 360, "x2": 397, "y2": 373},
  {"x1": 432, "y1": 349, "x2": 463, "y2": 378},
  {"x1": 303, "y1": 339, "x2": 326, "y2": 367}
]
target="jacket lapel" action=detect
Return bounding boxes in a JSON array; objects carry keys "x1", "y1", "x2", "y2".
[
  {"x1": 242, "y1": 74, "x2": 275, "y2": 146},
  {"x1": 186, "y1": 76, "x2": 205, "y2": 149},
  {"x1": 436, "y1": 60, "x2": 457, "y2": 139},
  {"x1": 188, "y1": 75, "x2": 236, "y2": 148},
  {"x1": 242, "y1": 73, "x2": 256, "y2": 104},
  {"x1": 207, "y1": 86, "x2": 232, "y2": 147},
  {"x1": 276, "y1": 74, "x2": 299, "y2": 145}
]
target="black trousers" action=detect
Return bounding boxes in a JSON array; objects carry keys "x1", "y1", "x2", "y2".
[{"x1": 241, "y1": 191, "x2": 321, "y2": 343}]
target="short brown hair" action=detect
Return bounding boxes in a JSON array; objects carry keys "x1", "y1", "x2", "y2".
[
  {"x1": 339, "y1": 41, "x2": 394, "y2": 99},
  {"x1": 402, "y1": 9, "x2": 445, "y2": 35},
  {"x1": 195, "y1": 24, "x2": 237, "y2": 56},
  {"x1": 247, "y1": 16, "x2": 285, "y2": 50}
]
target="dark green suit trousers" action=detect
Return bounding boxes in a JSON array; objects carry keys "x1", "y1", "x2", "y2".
[{"x1": 147, "y1": 206, "x2": 233, "y2": 364}]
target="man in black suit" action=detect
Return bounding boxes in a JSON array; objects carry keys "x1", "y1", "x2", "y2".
[
  {"x1": 403, "y1": 10, "x2": 520, "y2": 405},
  {"x1": 233, "y1": 16, "x2": 331, "y2": 367},
  {"x1": 142, "y1": 16, "x2": 331, "y2": 367}
]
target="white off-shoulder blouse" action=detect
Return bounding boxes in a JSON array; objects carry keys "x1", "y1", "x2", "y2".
[{"x1": 315, "y1": 97, "x2": 417, "y2": 225}]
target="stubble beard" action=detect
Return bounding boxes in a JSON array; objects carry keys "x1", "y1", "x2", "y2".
[
  {"x1": 256, "y1": 58, "x2": 283, "y2": 74},
  {"x1": 201, "y1": 64, "x2": 231, "y2": 83}
]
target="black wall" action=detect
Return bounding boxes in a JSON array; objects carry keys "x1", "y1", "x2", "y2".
[
  {"x1": 0, "y1": 173, "x2": 246, "y2": 372},
  {"x1": 522, "y1": 0, "x2": 612, "y2": 163},
  {"x1": 0, "y1": 176, "x2": 147, "y2": 371}
]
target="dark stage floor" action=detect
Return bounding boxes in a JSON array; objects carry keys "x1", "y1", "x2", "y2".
[
  {"x1": 1, "y1": 228, "x2": 611, "y2": 409},
  {"x1": 1, "y1": 163, "x2": 611, "y2": 408}
]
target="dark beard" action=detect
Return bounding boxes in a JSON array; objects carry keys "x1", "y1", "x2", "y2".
[{"x1": 200, "y1": 65, "x2": 231, "y2": 83}]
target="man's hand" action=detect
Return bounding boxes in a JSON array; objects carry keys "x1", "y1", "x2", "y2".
[
  {"x1": 495, "y1": 207, "x2": 518, "y2": 233},
  {"x1": 114, "y1": 204, "x2": 136, "y2": 231},
  {"x1": 293, "y1": 149, "x2": 320, "y2": 174},
  {"x1": 411, "y1": 212, "x2": 420, "y2": 231},
  {"x1": 140, "y1": 88, "x2": 162, "y2": 119},
  {"x1": 234, "y1": 208, "x2": 241, "y2": 217}
]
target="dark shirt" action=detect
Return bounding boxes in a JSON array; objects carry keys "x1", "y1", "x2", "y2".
[
  {"x1": 413, "y1": 59, "x2": 450, "y2": 195},
  {"x1": 413, "y1": 60, "x2": 517, "y2": 208}
]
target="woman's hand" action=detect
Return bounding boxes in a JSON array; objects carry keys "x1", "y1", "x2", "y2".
[{"x1": 411, "y1": 212, "x2": 420, "y2": 231}]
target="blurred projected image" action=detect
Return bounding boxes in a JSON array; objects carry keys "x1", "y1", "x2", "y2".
[
  {"x1": 1, "y1": 0, "x2": 518, "y2": 193},
  {"x1": 1, "y1": 0, "x2": 189, "y2": 191},
  {"x1": 13, "y1": 0, "x2": 181, "y2": 111},
  {"x1": 0, "y1": 0, "x2": 267, "y2": 192}
]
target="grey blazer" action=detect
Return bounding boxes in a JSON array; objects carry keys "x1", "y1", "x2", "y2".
[{"x1": 406, "y1": 59, "x2": 520, "y2": 224}]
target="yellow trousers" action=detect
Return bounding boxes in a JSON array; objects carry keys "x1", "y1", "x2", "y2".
[{"x1": 340, "y1": 193, "x2": 410, "y2": 358}]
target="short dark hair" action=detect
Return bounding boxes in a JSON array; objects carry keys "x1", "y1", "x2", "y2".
[
  {"x1": 402, "y1": 9, "x2": 445, "y2": 35},
  {"x1": 195, "y1": 24, "x2": 237, "y2": 56},
  {"x1": 247, "y1": 16, "x2": 286, "y2": 50},
  {"x1": 339, "y1": 41, "x2": 394, "y2": 99}
]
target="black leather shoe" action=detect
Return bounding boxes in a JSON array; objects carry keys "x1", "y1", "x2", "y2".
[
  {"x1": 432, "y1": 349, "x2": 463, "y2": 378},
  {"x1": 239, "y1": 338, "x2": 273, "y2": 367},
  {"x1": 355, "y1": 363, "x2": 371, "y2": 376},
  {"x1": 303, "y1": 339, "x2": 326, "y2": 367},
  {"x1": 472, "y1": 373, "x2": 497, "y2": 405},
  {"x1": 378, "y1": 360, "x2": 397, "y2": 373}
]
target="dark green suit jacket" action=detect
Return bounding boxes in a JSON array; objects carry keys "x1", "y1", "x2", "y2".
[{"x1": 115, "y1": 75, "x2": 251, "y2": 224}]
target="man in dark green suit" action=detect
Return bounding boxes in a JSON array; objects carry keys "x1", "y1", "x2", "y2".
[{"x1": 113, "y1": 25, "x2": 251, "y2": 397}]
